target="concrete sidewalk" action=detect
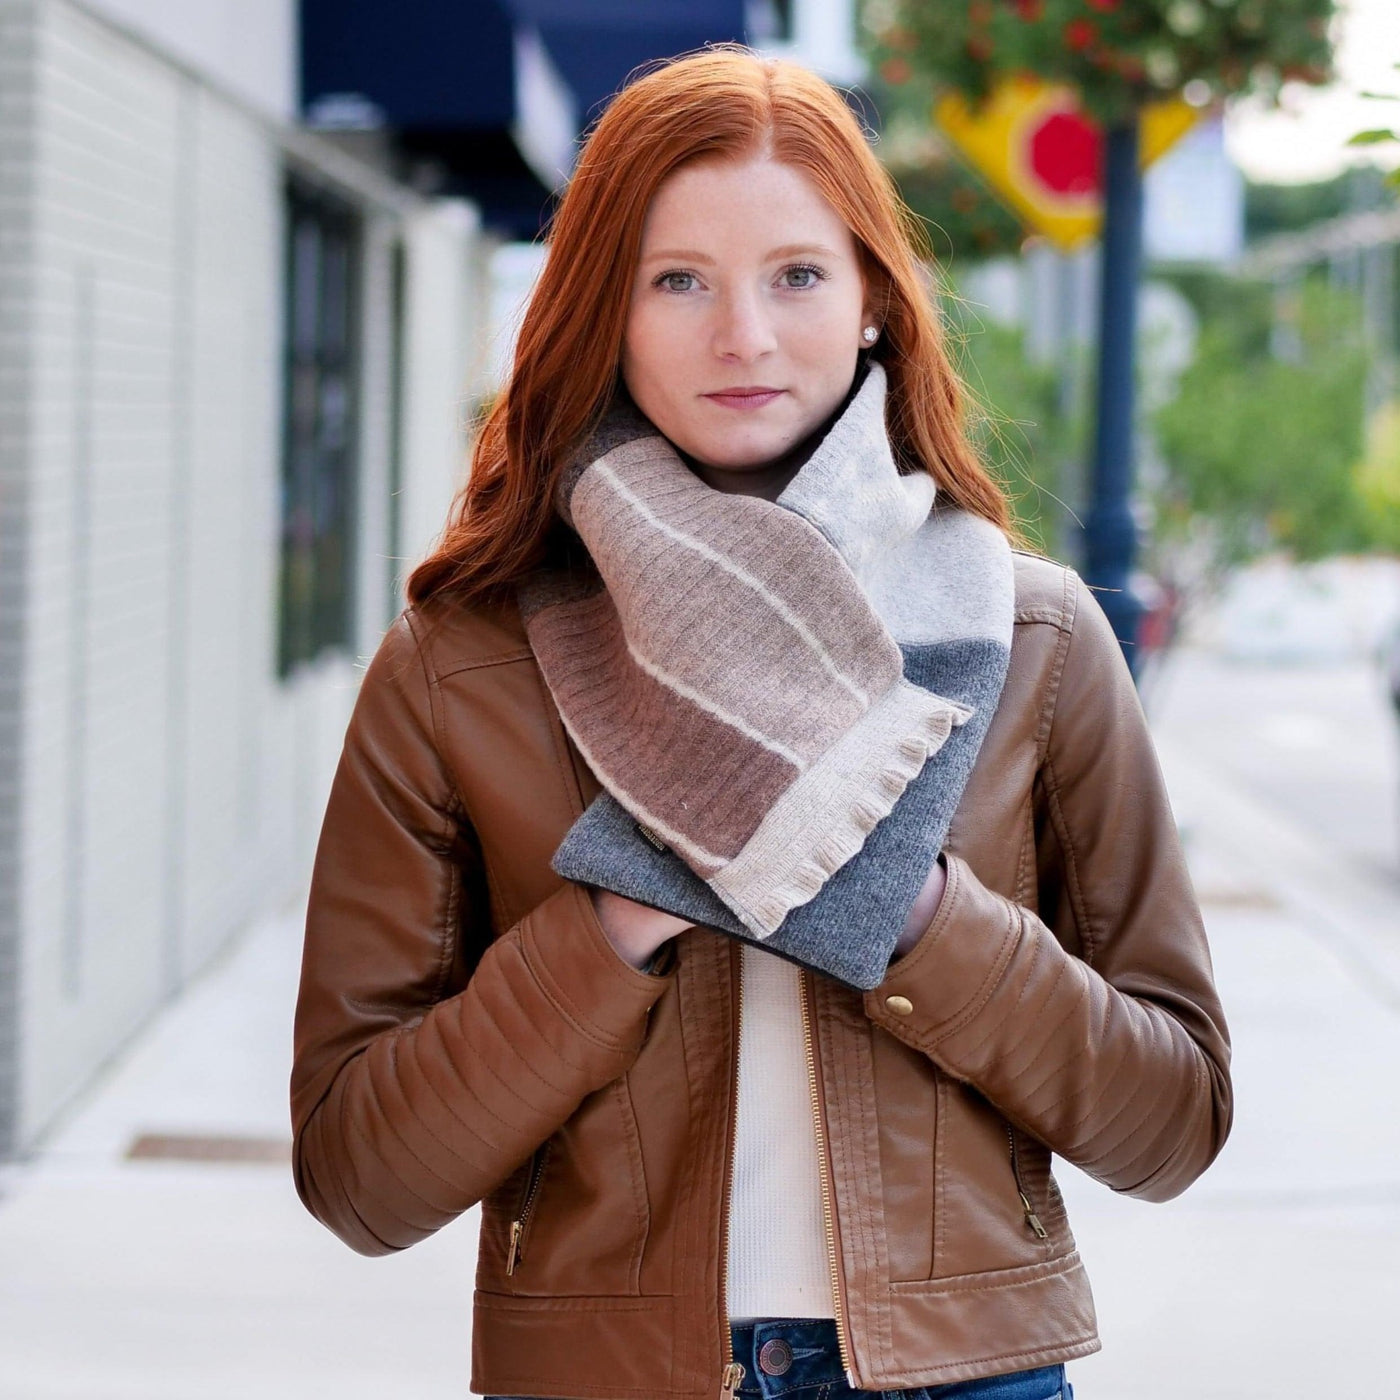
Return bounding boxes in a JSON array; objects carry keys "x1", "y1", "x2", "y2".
[
  {"x1": 1060, "y1": 734, "x2": 1400, "y2": 1396},
  {"x1": 1, "y1": 740, "x2": 1397, "y2": 1397},
  {"x1": 0, "y1": 889, "x2": 479, "y2": 1400}
]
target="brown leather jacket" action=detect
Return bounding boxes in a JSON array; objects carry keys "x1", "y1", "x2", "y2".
[{"x1": 290, "y1": 550, "x2": 1232, "y2": 1399}]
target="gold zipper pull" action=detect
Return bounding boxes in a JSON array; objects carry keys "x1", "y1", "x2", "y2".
[
  {"x1": 719, "y1": 1361, "x2": 745, "y2": 1400},
  {"x1": 1018, "y1": 1191, "x2": 1049, "y2": 1240},
  {"x1": 506, "y1": 1219, "x2": 523, "y2": 1275}
]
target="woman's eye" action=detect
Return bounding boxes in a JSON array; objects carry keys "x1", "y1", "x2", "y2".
[
  {"x1": 653, "y1": 265, "x2": 828, "y2": 294},
  {"x1": 656, "y1": 271, "x2": 698, "y2": 293},
  {"x1": 782, "y1": 264, "x2": 827, "y2": 289}
]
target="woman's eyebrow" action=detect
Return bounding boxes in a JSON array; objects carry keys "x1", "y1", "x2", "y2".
[{"x1": 641, "y1": 243, "x2": 842, "y2": 264}]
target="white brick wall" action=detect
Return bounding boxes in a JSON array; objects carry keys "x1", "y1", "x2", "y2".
[
  {"x1": 9, "y1": 0, "x2": 283, "y2": 1146},
  {"x1": 398, "y1": 199, "x2": 491, "y2": 582},
  {"x1": 0, "y1": 1, "x2": 41, "y2": 1148},
  {"x1": 78, "y1": 0, "x2": 297, "y2": 121},
  {"x1": 0, "y1": 0, "x2": 488, "y2": 1153}
]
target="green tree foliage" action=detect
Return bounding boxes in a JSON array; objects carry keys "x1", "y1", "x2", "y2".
[
  {"x1": 1152, "y1": 276, "x2": 1371, "y2": 564},
  {"x1": 860, "y1": 51, "x2": 1030, "y2": 259},
  {"x1": 1345, "y1": 61, "x2": 1400, "y2": 191},
  {"x1": 945, "y1": 302, "x2": 1086, "y2": 560},
  {"x1": 1157, "y1": 265, "x2": 1274, "y2": 352},
  {"x1": 1355, "y1": 401, "x2": 1400, "y2": 554},
  {"x1": 1245, "y1": 167, "x2": 1395, "y2": 241},
  {"x1": 865, "y1": 0, "x2": 1337, "y2": 123},
  {"x1": 882, "y1": 130, "x2": 1031, "y2": 261}
]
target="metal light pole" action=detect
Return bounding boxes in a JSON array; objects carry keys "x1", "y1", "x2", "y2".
[{"x1": 1082, "y1": 116, "x2": 1146, "y2": 680}]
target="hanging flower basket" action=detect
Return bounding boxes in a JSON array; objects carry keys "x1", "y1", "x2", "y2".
[{"x1": 864, "y1": 0, "x2": 1337, "y2": 123}]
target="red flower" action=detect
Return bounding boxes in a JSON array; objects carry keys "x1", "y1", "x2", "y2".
[
  {"x1": 1015, "y1": 0, "x2": 1043, "y2": 19},
  {"x1": 967, "y1": 34, "x2": 995, "y2": 62},
  {"x1": 879, "y1": 56, "x2": 912, "y2": 85},
  {"x1": 1064, "y1": 19, "x2": 1097, "y2": 50},
  {"x1": 969, "y1": 0, "x2": 994, "y2": 25},
  {"x1": 1085, "y1": 0, "x2": 1120, "y2": 10}
]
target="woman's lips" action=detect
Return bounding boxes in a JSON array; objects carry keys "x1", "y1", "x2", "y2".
[{"x1": 703, "y1": 388, "x2": 784, "y2": 410}]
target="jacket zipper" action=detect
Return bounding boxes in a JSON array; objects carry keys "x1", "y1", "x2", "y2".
[
  {"x1": 506, "y1": 1140, "x2": 553, "y2": 1275},
  {"x1": 799, "y1": 967, "x2": 858, "y2": 1390},
  {"x1": 1006, "y1": 1126, "x2": 1049, "y2": 1241},
  {"x1": 718, "y1": 943, "x2": 746, "y2": 1400}
]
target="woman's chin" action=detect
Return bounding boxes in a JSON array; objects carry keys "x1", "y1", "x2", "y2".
[{"x1": 683, "y1": 433, "x2": 802, "y2": 474}]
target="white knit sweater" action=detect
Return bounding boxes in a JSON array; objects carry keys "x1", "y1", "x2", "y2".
[{"x1": 725, "y1": 941, "x2": 837, "y2": 1322}]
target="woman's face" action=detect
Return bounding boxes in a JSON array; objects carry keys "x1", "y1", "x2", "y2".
[{"x1": 621, "y1": 153, "x2": 876, "y2": 498}]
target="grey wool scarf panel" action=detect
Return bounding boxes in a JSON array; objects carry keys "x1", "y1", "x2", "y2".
[{"x1": 518, "y1": 359, "x2": 1014, "y2": 991}]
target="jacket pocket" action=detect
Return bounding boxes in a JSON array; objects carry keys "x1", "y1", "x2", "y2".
[
  {"x1": 1006, "y1": 1125, "x2": 1051, "y2": 1248},
  {"x1": 933, "y1": 1084, "x2": 1060, "y2": 1279},
  {"x1": 505, "y1": 1141, "x2": 552, "y2": 1276},
  {"x1": 1007, "y1": 1125, "x2": 1072, "y2": 1256},
  {"x1": 477, "y1": 1147, "x2": 545, "y2": 1284},
  {"x1": 480, "y1": 1076, "x2": 652, "y2": 1297}
]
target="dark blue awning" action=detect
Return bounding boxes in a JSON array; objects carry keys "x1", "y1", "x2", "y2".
[
  {"x1": 299, "y1": 0, "x2": 747, "y2": 238},
  {"x1": 511, "y1": 1, "x2": 746, "y2": 127}
]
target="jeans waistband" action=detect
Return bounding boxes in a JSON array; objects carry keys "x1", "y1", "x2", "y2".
[
  {"x1": 727, "y1": 1316, "x2": 1071, "y2": 1400},
  {"x1": 730, "y1": 1317, "x2": 851, "y2": 1397}
]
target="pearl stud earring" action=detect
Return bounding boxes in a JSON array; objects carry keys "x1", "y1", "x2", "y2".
[{"x1": 862, "y1": 326, "x2": 879, "y2": 344}]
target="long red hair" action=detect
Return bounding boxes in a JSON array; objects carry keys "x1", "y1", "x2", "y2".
[{"x1": 407, "y1": 45, "x2": 1024, "y2": 613}]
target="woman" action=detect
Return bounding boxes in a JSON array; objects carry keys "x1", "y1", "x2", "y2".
[{"x1": 290, "y1": 46, "x2": 1232, "y2": 1400}]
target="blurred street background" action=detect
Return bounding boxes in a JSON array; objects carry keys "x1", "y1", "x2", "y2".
[{"x1": 1, "y1": 2, "x2": 1399, "y2": 1397}]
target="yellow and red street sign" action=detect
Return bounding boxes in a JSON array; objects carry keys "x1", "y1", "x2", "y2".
[{"x1": 935, "y1": 75, "x2": 1198, "y2": 251}]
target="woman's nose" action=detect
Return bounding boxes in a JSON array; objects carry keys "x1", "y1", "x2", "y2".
[{"x1": 711, "y1": 288, "x2": 778, "y2": 361}]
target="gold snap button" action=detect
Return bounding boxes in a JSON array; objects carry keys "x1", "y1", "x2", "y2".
[{"x1": 885, "y1": 995, "x2": 914, "y2": 1016}]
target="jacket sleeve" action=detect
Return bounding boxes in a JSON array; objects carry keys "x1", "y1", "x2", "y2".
[
  {"x1": 289, "y1": 611, "x2": 677, "y2": 1257},
  {"x1": 863, "y1": 573, "x2": 1233, "y2": 1203}
]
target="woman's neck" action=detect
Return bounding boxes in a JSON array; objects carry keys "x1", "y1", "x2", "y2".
[{"x1": 680, "y1": 433, "x2": 821, "y2": 502}]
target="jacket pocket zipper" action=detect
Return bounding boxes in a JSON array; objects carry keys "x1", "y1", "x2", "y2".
[
  {"x1": 1006, "y1": 1125, "x2": 1049, "y2": 1241},
  {"x1": 506, "y1": 1140, "x2": 553, "y2": 1275}
]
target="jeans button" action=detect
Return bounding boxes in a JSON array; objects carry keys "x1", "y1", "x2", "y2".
[{"x1": 758, "y1": 1338, "x2": 793, "y2": 1375}]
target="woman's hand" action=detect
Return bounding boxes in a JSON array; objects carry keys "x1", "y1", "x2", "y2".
[
  {"x1": 892, "y1": 854, "x2": 948, "y2": 961},
  {"x1": 592, "y1": 854, "x2": 947, "y2": 972},
  {"x1": 589, "y1": 888, "x2": 692, "y2": 970}
]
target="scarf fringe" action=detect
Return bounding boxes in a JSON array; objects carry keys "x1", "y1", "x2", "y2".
[{"x1": 715, "y1": 693, "x2": 975, "y2": 939}]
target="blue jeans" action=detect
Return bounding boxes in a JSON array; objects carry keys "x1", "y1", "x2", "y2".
[
  {"x1": 727, "y1": 1317, "x2": 1073, "y2": 1400},
  {"x1": 483, "y1": 1314, "x2": 1074, "y2": 1400}
]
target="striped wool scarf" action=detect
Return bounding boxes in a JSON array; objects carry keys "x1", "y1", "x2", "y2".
[{"x1": 518, "y1": 359, "x2": 1014, "y2": 990}]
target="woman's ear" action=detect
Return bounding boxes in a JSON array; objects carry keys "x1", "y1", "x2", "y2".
[
  {"x1": 851, "y1": 247, "x2": 873, "y2": 343},
  {"x1": 858, "y1": 279, "x2": 881, "y2": 348}
]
